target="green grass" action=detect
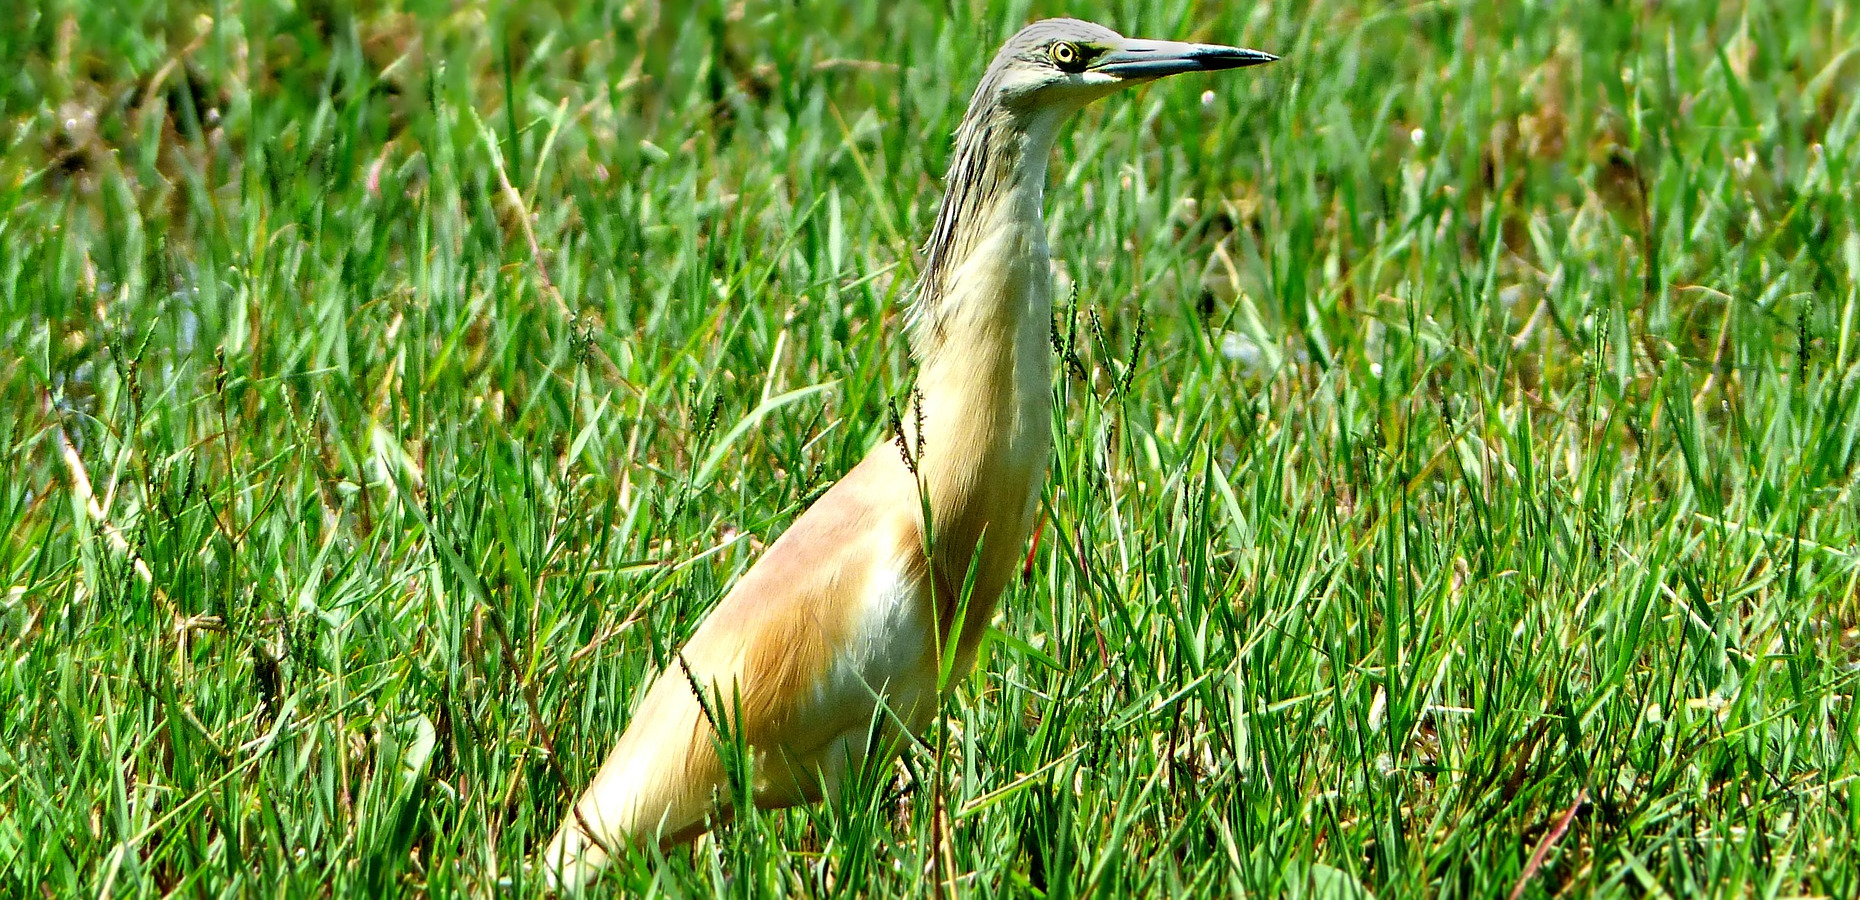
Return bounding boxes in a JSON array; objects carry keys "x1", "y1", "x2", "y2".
[{"x1": 5, "y1": 0, "x2": 1860, "y2": 896}]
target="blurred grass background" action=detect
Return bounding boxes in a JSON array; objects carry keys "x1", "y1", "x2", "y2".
[{"x1": 4, "y1": 0, "x2": 1859, "y2": 896}]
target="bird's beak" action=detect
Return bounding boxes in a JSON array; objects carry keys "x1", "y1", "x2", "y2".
[{"x1": 1095, "y1": 39, "x2": 1279, "y2": 80}]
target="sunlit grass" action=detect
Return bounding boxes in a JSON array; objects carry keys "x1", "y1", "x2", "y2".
[{"x1": 4, "y1": 0, "x2": 1859, "y2": 896}]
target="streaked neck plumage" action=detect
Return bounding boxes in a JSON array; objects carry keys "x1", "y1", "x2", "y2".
[{"x1": 901, "y1": 94, "x2": 1069, "y2": 650}]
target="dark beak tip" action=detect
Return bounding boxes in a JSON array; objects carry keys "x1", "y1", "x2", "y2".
[{"x1": 1214, "y1": 48, "x2": 1280, "y2": 69}]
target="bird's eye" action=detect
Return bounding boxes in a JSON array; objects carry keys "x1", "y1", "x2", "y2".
[{"x1": 1051, "y1": 41, "x2": 1084, "y2": 71}]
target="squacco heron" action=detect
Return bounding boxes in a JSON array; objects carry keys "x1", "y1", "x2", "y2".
[{"x1": 545, "y1": 18, "x2": 1275, "y2": 887}]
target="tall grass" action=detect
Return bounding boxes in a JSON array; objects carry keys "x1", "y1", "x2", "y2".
[{"x1": 4, "y1": 0, "x2": 1858, "y2": 896}]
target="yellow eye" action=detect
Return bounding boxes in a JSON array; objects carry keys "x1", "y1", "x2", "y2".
[{"x1": 1052, "y1": 41, "x2": 1081, "y2": 69}]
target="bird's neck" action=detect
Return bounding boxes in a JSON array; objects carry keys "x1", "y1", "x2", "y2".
[{"x1": 900, "y1": 108, "x2": 1063, "y2": 641}]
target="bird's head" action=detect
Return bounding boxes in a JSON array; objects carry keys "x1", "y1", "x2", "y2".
[{"x1": 976, "y1": 19, "x2": 1278, "y2": 117}]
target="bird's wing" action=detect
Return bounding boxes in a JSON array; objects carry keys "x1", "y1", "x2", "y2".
[{"x1": 549, "y1": 448, "x2": 923, "y2": 874}]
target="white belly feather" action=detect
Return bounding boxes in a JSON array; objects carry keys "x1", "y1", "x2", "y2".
[{"x1": 794, "y1": 565, "x2": 939, "y2": 794}]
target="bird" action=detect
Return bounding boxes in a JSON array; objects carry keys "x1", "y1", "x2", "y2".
[{"x1": 544, "y1": 18, "x2": 1276, "y2": 889}]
